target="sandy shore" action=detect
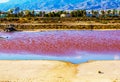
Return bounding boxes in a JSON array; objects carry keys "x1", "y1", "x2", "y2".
[{"x1": 0, "y1": 60, "x2": 120, "y2": 82}]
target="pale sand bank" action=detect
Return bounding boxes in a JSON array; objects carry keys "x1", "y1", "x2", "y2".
[
  {"x1": 0, "y1": 60, "x2": 120, "y2": 82},
  {"x1": 22, "y1": 29, "x2": 119, "y2": 32}
]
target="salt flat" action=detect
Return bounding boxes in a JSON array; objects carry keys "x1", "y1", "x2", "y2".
[
  {"x1": 0, "y1": 60, "x2": 76, "y2": 82},
  {"x1": 0, "y1": 60, "x2": 120, "y2": 82}
]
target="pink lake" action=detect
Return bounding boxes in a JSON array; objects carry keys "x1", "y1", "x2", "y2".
[{"x1": 0, "y1": 30, "x2": 120, "y2": 63}]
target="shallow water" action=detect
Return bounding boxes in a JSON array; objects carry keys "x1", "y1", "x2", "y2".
[{"x1": 0, "y1": 30, "x2": 120, "y2": 63}]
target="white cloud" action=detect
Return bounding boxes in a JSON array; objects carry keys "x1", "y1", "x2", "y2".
[{"x1": 0, "y1": 0, "x2": 9, "y2": 3}]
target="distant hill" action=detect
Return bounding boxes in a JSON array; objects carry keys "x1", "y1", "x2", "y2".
[{"x1": 0, "y1": 0, "x2": 120, "y2": 11}]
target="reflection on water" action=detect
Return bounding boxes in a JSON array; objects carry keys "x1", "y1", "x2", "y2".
[{"x1": 0, "y1": 30, "x2": 120, "y2": 63}]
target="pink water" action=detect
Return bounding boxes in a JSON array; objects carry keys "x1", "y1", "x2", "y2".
[{"x1": 0, "y1": 30, "x2": 120, "y2": 63}]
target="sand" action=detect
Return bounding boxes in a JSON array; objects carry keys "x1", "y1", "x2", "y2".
[
  {"x1": 75, "y1": 61, "x2": 120, "y2": 82},
  {"x1": 0, "y1": 60, "x2": 76, "y2": 82},
  {"x1": 0, "y1": 60, "x2": 120, "y2": 82}
]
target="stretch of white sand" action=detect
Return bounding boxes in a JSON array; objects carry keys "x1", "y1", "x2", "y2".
[
  {"x1": 74, "y1": 61, "x2": 120, "y2": 82},
  {"x1": 0, "y1": 60, "x2": 120, "y2": 82}
]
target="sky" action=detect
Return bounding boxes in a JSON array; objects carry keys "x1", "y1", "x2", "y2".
[{"x1": 0, "y1": 0, "x2": 9, "y2": 3}]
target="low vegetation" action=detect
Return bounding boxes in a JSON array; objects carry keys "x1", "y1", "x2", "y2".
[{"x1": 0, "y1": 8, "x2": 120, "y2": 30}]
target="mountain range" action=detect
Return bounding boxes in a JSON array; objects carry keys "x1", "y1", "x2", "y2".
[{"x1": 0, "y1": 0, "x2": 120, "y2": 11}]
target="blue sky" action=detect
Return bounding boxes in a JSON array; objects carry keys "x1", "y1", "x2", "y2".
[{"x1": 0, "y1": 0, "x2": 9, "y2": 3}]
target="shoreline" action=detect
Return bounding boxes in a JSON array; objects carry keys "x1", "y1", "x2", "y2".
[
  {"x1": 0, "y1": 28, "x2": 119, "y2": 32},
  {"x1": 21, "y1": 29, "x2": 119, "y2": 32}
]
